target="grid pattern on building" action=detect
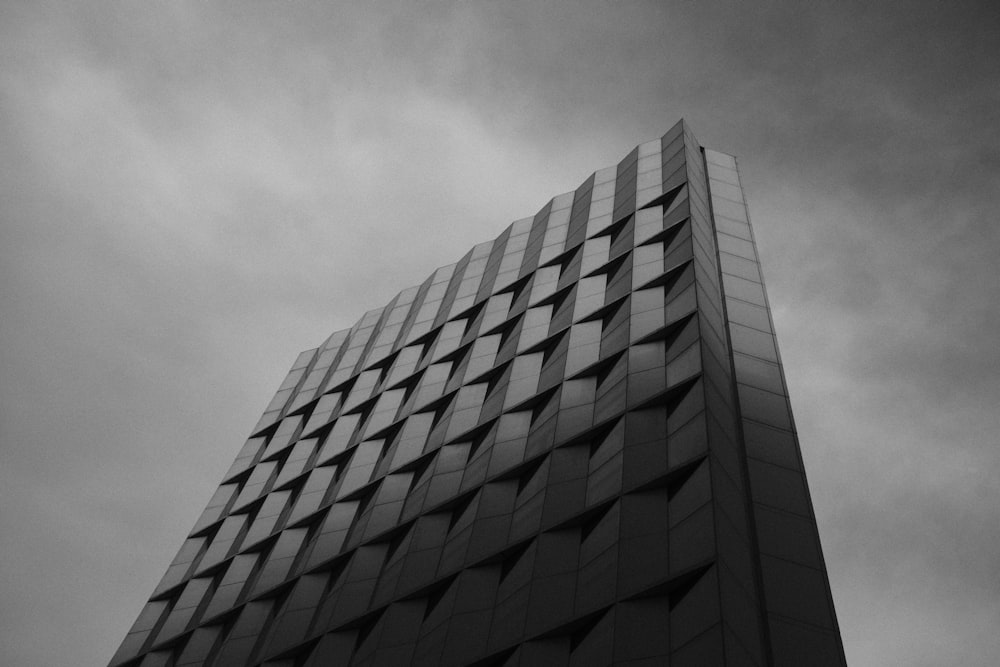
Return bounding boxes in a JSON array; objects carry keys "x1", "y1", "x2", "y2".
[{"x1": 111, "y1": 120, "x2": 845, "y2": 667}]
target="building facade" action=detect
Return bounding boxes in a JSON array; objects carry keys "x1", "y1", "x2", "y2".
[{"x1": 111, "y1": 120, "x2": 846, "y2": 666}]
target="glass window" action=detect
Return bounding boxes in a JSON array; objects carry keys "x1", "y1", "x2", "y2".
[
  {"x1": 712, "y1": 197, "x2": 748, "y2": 223},
  {"x1": 716, "y1": 233, "x2": 756, "y2": 261},
  {"x1": 719, "y1": 253, "x2": 761, "y2": 282},
  {"x1": 723, "y1": 274, "x2": 766, "y2": 306},
  {"x1": 725, "y1": 298, "x2": 772, "y2": 333},
  {"x1": 594, "y1": 166, "x2": 616, "y2": 184},
  {"x1": 738, "y1": 384, "x2": 791, "y2": 431},
  {"x1": 592, "y1": 181, "x2": 616, "y2": 202},
  {"x1": 715, "y1": 215, "x2": 752, "y2": 241},
  {"x1": 637, "y1": 140, "x2": 660, "y2": 158},
  {"x1": 734, "y1": 353, "x2": 785, "y2": 395},
  {"x1": 729, "y1": 324, "x2": 777, "y2": 362},
  {"x1": 704, "y1": 150, "x2": 736, "y2": 169},
  {"x1": 708, "y1": 178, "x2": 744, "y2": 203},
  {"x1": 705, "y1": 162, "x2": 740, "y2": 187}
]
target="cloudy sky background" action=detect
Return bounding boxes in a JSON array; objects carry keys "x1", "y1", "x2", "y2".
[{"x1": 2, "y1": 2, "x2": 998, "y2": 665}]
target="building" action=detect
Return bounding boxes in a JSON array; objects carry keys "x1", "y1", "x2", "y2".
[{"x1": 111, "y1": 120, "x2": 846, "y2": 666}]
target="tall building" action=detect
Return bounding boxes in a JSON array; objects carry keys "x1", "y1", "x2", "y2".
[{"x1": 111, "y1": 120, "x2": 846, "y2": 667}]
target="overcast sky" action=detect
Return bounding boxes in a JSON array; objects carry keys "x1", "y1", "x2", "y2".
[{"x1": 1, "y1": 2, "x2": 998, "y2": 665}]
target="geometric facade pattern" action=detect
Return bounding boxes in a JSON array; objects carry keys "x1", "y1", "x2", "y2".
[{"x1": 111, "y1": 120, "x2": 846, "y2": 666}]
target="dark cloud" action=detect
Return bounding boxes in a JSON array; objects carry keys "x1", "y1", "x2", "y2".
[{"x1": 2, "y1": 1, "x2": 998, "y2": 665}]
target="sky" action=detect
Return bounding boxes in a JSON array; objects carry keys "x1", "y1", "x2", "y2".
[{"x1": 1, "y1": 1, "x2": 998, "y2": 665}]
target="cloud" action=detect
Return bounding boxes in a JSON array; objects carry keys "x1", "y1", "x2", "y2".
[{"x1": 2, "y1": 1, "x2": 998, "y2": 665}]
